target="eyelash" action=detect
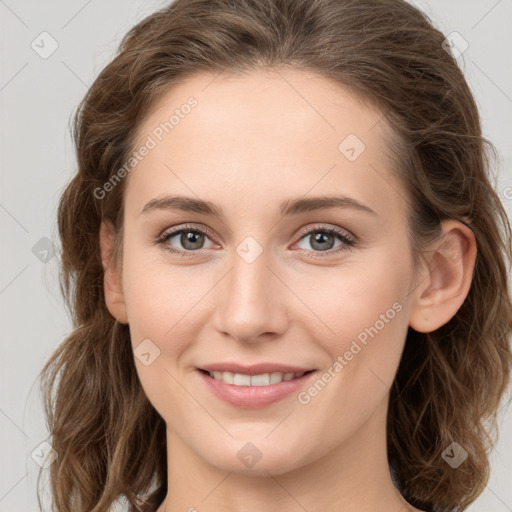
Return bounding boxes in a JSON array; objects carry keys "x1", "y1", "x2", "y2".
[
  {"x1": 155, "y1": 222, "x2": 357, "y2": 259},
  {"x1": 155, "y1": 224, "x2": 356, "y2": 258}
]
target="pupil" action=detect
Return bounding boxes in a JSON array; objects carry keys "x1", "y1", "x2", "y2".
[
  {"x1": 182, "y1": 231, "x2": 203, "y2": 249},
  {"x1": 312, "y1": 232, "x2": 334, "y2": 251}
]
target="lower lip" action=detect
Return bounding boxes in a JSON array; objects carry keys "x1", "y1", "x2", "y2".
[{"x1": 197, "y1": 370, "x2": 316, "y2": 409}]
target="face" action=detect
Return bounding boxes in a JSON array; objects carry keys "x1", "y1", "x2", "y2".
[{"x1": 112, "y1": 68, "x2": 420, "y2": 476}]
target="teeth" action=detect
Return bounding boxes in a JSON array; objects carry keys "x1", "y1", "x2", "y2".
[
  {"x1": 251, "y1": 373, "x2": 270, "y2": 386},
  {"x1": 233, "y1": 373, "x2": 251, "y2": 386},
  {"x1": 207, "y1": 370, "x2": 307, "y2": 386},
  {"x1": 270, "y1": 372, "x2": 282, "y2": 384}
]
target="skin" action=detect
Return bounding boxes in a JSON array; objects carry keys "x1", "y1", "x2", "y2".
[{"x1": 100, "y1": 68, "x2": 476, "y2": 512}]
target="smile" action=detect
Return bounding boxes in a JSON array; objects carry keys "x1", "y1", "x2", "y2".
[
  {"x1": 204, "y1": 370, "x2": 310, "y2": 386},
  {"x1": 197, "y1": 367, "x2": 317, "y2": 409}
]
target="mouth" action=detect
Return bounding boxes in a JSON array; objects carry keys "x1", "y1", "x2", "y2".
[
  {"x1": 196, "y1": 366, "x2": 318, "y2": 409},
  {"x1": 198, "y1": 368, "x2": 316, "y2": 386}
]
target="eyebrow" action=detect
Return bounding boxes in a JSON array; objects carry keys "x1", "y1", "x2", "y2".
[{"x1": 140, "y1": 194, "x2": 377, "y2": 218}]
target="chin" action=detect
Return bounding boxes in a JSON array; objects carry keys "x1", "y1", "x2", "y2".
[{"x1": 199, "y1": 438, "x2": 311, "y2": 477}]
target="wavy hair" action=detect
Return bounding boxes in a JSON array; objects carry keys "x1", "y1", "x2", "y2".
[{"x1": 38, "y1": 0, "x2": 512, "y2": 511}]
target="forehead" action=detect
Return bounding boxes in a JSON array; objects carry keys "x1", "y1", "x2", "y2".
[
  {"x1": 125, "y1": 68, "x2": 405, "y2": 221},
  {"x1": 134, "y1": 68, "x2": 387, "y2": 150}
]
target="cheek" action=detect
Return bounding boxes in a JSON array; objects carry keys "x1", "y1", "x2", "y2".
[
  {"x1": 121, "y1": 239, "x2": 208, "y2": 346},
  {"x1": 294, "y1": 248, "x2": 411, "y2": 348},
  {"x1": 120, "y1": 245, "x2": 204, "y2": 421},
  {"x1": 294, "y1": 249, "x2": 412, "y2": 410}
]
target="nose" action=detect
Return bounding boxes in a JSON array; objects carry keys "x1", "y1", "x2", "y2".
[{"x1": 212, "y1": 245, "x2": 289, "y2": 344}]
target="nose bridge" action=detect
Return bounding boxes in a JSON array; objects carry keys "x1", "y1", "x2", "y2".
[{"x1": 213, "y1": 235, "x2": 288, "y2": 343}]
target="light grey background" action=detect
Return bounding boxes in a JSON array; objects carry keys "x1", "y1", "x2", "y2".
[{"x1": 1, "y1": 1, "x2": 511, "y2": 511}]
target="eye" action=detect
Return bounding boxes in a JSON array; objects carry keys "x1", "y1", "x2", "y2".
[
  {"x1": 155, "y1": 223, "x2": 356, "y2": 259},
  {"x1": 156, "y1": 223, "x2": 218, "y2": 257},
  {"x1": 293, "y1": 224, "x2": 356, "y2": 257}
]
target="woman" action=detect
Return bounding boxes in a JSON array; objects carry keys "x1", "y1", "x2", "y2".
[{"x1": 38, "y1": 0, "x2": 512, "y2": 511}]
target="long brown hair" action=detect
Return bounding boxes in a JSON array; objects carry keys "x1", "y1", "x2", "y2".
[{"x1": 38, "y1": 0, "x2": 512, "y2": 511}]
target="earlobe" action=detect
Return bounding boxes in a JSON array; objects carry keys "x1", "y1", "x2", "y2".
[
  {"x1": 409, "y1": 219, "x2": 477, "y2": 333},
  {"x1": 99, "y1": 220, "x2": 128, "y2": 324}
]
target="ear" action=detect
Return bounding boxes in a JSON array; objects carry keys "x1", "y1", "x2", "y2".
[
  {"x1": 409, "y1": 219, "x2": 477, "y2": 333},
  {"x1": 99, "y1": 219, "x2": 128, "y2": 324}
]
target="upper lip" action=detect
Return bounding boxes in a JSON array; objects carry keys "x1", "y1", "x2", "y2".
[{"x1": 199, "y1": 362, "x2": 316, "y2": 376}]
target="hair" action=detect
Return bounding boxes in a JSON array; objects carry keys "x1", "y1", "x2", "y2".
[{"x1": 38, "y1": 0, "x2": 512, "y2": 511}]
